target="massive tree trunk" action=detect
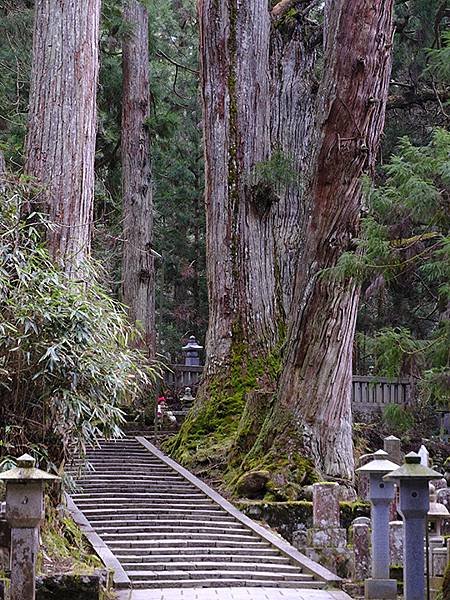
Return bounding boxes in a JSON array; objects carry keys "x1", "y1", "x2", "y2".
[
  {"x1": 200, "y1": 1, "x2": 318, "y2": 374},
  {"x1": 171, "y1": 0, "x2": 393, "y2": 486},
  {"x1": 121, "y1": 0, "x2": 155, "y2": 355},
  {"x1": 168, "y1": 0, "x2": 316, "y2": 467},
  {"x1": 25, "y1": 0, "x2": 101, "y2": 275},
  {"x1": 252, "y1": 0, "x2": 394, "y2": 480}
]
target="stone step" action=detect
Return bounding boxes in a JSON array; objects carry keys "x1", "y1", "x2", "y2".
[
  {"x1": 72, "y1": 498, "x2": 210, "y2": 505},
  {"x1": 131, "y1": 579, "x2": 323, "y2": 590},
  {"x1": 76, "y1": 477, "x2": 186, "y2": 484},
  {"x1": 122, "y1": 561, "x2": 301, "y2": 574},
  {"x1": 105, "y1": 533, "x2": 263, "y2": 546},
  {"x1": 74, "y1": 502, "x2": 217, "y2": 511},
  {"x1": 76, "y1": 484, "x2": 198, "y2": 492},
  {"x1": 111, "y1": 539, "x2": 271, "y2": 551},
  {"x1": 71, "y1": 493, "x2": 208, "y2": 501},
  {"x1": 116, "y1": 552, "x2": 289, "y2": 563},
  {"x1": 73, "y1": 469, "x2": 177, "y2": 476},
  {"x1": 84, "y1": 511, "x2": 234, "y2": 522},
  {"x1": 128, "y1": 570, "x2": 313, "y2": 583},
  {"x1": 95, "y1": 523, "x2": 253, "y2": 535}
]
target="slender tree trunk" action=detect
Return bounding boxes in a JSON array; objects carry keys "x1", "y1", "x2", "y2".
[
  {"x1": 254, "y1": 0, "x2": 394, "y2": 480},
  {"x1": 25, "y1": 0, "x2": 101, "y2": 275},
  {"x1": 121, "y1": 0, "x2": 155, "y2": 355}
]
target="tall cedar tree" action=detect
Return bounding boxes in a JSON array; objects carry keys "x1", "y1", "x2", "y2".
[
  {"x1": 121, "y1": 0, "x2": 155, "y2": 355},
  {"x1": 171, "y1": 0, "x2": 394, "y2": 482},
  {"x1": 259, "y1": 0, "x2": 395, "y2": 479},
  {"x1": 25, "y1": 0, "x2": 101, "y2": 275}
]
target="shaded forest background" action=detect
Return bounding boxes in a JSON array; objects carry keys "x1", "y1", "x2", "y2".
[
  {"x1": 0, "y1": 0, "x2": 447, "y2": 365},
  {"x1": 0, "y1": 0, "x2": 448, "y2": 480}
]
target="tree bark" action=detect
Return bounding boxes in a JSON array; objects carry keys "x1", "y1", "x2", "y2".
[
  {"x1": 259, "y1": 0, "x2": 394, "y2": 480},
  {"x1": 121, "y1": 0, "x2": 155, "y2": 355},
  {"x1": 200, "y1": 0, "x2": 278, "y2": 378},
  {"x1": 200, "y1": 1, "x2": 317, "y2": 375},
  {"x1": 25, "y1": 0, "x2": 101, "y2": 275}
]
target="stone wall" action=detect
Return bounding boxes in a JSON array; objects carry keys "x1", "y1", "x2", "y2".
[{"x1": 237, "y1": 500, "x2": 370, "y2": 544}]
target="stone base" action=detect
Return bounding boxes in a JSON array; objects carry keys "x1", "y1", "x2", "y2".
[
  {"x1": 306, "y1": 526, "x2": 347, "y2": 548},
  {"x1": 304, "y1": 546, "x2": 352, "y2": 578},
  {"x1": 365, "y1": 577, "x2": 397, "y2": 599}
]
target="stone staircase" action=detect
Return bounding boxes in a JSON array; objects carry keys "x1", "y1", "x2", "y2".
[{"x1": 68, "y1": 437, "x2": 339, "y2": 590}]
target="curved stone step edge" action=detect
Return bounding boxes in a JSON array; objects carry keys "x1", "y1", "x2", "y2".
[
  {"x1": 65, "y1": 494, "x2": 131, "y2": 590},
  {"x1": 136, "y1": 436, "x2": 341, "y2": 587}
]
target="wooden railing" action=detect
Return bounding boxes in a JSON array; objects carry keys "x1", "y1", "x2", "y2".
[{"x1": 164, "y1": 366, "x2": 412, "y2": 411}]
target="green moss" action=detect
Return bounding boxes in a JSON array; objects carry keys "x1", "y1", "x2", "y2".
[{"x1": 165, "y1": 342, "x2": 283, "y2": 470}]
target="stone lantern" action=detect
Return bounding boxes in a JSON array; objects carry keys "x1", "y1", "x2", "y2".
[
  {"x1": 181, "y1": 335, "x2": 203, "y2": 366},
  {"x1": 384, "y1": 451, "x2": 441, "y2": 600},
  {"x1": 428, "y1": 483, "x2": 449, "y2": 538},
  {"x1": 0, "y1": 454, "x2": 60, "y2": 600},
  {"x1": 180, "y1": 386, "x2": 195, "y2": 410},
  {"x1": 356, "y1": 449, "x2": 400, "y2": 599}
]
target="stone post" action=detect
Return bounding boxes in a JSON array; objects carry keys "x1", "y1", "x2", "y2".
[
  {"x1": 356, "y1": 450, "x2": 400, "y2": 599},
  {"x1": 181, "y1": 335, "x2": 203, "y2": 366},
  {"x1": 389, "y1": 521, "x2": 403, "y2": 566},
  {"x1": 0, "y1": 454, "x2": 59, "y2": 600},
  {"x1": 304, "y1": 482, "x2": 348, "y2": 573},
  {"x1": 352, "y1": 518, "x2": 371, "y2": 581},
  {"x1": 384, "y1": 452, "x2": 441, "y2": 600},
  {"x1": 384, "y1": 435, "x2": 403, "y2": 466}
]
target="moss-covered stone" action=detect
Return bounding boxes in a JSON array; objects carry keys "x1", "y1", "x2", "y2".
[
  {"x1": 36, "y1": 572, "x2": 107, "y2": 600},
  {"x1": 235, "y1": 470, "x2": 271, "y2": 499},
  {"x1": 237, "y1": 500, "x2": 370, "y2": 542}
]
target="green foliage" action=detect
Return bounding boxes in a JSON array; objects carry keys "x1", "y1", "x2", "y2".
[
  {"x1": 333, "y1": 130, "x2": 450, "y2": 408},
  {"x1": 0, "y1": 183, "x2": 161, "y2": 466},
  {"x1": 382, "y1": 404, "x2": 414, "y2": 435},
  {"x1": 427, "y1": 30, "x2": 450, "y2": 84},
  {"x1": 250, "y1": 150, "x2": 299, "y2": 191}
]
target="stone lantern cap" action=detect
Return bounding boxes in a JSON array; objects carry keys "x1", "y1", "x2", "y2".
[
  {"x1": 428, "y1": 484, "x2": 450, "y2": 519},
  {"x1": 182, "y1": 336, "x2": 203, "y2": 351},
  {"x1": 383, "y1": 452, "x2": 442, "y2": 481},
  {"x1": 0, "y1": 454, "x2": 60, "y2": 482},
  {"x1": 356, "y1": 449, "x2": 400, "y2": 475}
]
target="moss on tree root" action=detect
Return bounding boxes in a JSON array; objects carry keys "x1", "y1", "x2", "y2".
[{"x1": 164, "y1": 342, "x2": 318, "y2": 500}]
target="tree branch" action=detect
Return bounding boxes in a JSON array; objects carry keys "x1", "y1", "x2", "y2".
[
  {"x1": 271, "y1": 0, "x2": 320, "y2": 21},
  {"x1": 156, "y1": 50, "x2": 198, "y2": 75},
  {"x1": 387, "y1": 89, "x2": 450, "y2": 110}
]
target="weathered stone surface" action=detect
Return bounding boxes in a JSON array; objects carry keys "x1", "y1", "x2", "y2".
[
  {"x1": 0, "y1": 518, "x2": 10, "y2": 548},
  {"x1": 10, "y1": 527, "x2": 36, "y2": 600},
  {"x1": 389, "y1": 520, "x2": 403, "y2": 566},
  {"x1": 291, "y1": 524, "x2": 307, "y2": 550},
  {"x1": 352, "y1": 522, "x2": 370, "y2": 581},
  {"x1": 383, "y1": 436, "x2": 403, "y2": 466},
  {"x1": 356, "y1": 454, "x2": 373, "y2": 501},
  {"x1": 235, "y1": 470, "x2": 270, "y2": 499},
  {"x1": 307, "y1": 526, "x2": 347, "y2": 549},
  {"x1": 434, "y1": 478, "x2": 447, "y2": 491},
  {"x1": 313, "y1": 482, "x2": 340, "y2": 528},
  {"x1": 431, "y1": 547, "x2": 447, "y2": 577},
  {"x1": 36, "y1": 571, "x2": 107, "y2": 600},
  {"x1": 305, "y1": 546, "x2": 352, "y2": 578},
  {"x1": 365, "y1": 577, "x2": 397, "y2": 599},
  {"x1": 337, "y1": 485, "x2": 357, "y2": 502},
  {"x1": 238, "y1": 499, "x2": 370, "y2": 543},
  {"x1": 436, "y1": 487, "x2": 450, "y2": 509}
]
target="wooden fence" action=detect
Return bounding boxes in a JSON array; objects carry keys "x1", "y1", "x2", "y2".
[{"x1": 164, "y1": 366, "x2": 412, "y2": 412}]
